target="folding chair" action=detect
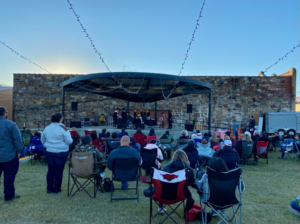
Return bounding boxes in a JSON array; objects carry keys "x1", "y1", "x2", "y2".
[
  {"x1": 241, "y1": 141, "x2": 253, "y2": 165},
  {"x1": 68, "y1": 152, "x2": 100, "y2": 198},
  {"x1": 177, "y1": 139, "x2": 189, "y2": 146},
  {"x1": 147, "y1": 136, "x2": 158, "y2": 144},
  {"x1": 256, "y1": 141, "x2": 269, "y2": 164},
  {"x1": 29, "y1": 144, "x2": 46, "y2": 166},
  {"x1": 105, "y1": 139, "x2": 120, "y2": 159},
  {"x1": 84, "y1": 130, "x2": 97, "y2": 136},
  {"x1": 185, "y1": 151, "x2": 199, "y2": 169},
  {"x1": 200, "y1": 167, "x2": 243, "y2": 224},
  {"x1": 111, "y1": 158, "x2": 139, "y2": 202},
  {"x1": 149, "y1": 168, "x2": 188, "y2": 224},
  {"x1": 140, "y1": 147, "x2": 158, "y2": 177},
  {"x1": 160, "y1": 139, "x2": 173, "y2": 159},
  {"x1": 271, "y1": 140, "x2": 281, "y2": 152},
  {"x1": 283, "y1": 140, "x2": 300, "y2": 162}
]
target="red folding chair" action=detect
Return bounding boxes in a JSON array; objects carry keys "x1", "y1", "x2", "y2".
[
  {"x1": 84, "y1": 130, "x2": 97, "y2": 136},
  {"x1": 256, "y1": 141, "x2": 269, "y2": 164},
  {"x1": 147, "y1": 136, "x2": 157, "y2": 144},
  {"x1": 70, "y1": 130, "x2": 79, "y2": 138}
]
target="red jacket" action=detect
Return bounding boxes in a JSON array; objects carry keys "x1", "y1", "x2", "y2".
[{"x1": 132, "y1": 132, "x2": 147, "y2": 147}]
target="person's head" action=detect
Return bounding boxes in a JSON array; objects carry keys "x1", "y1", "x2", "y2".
[
  {"x1": 25, "y1": 129, "x2": 31, "y2": 134},
  {"x1": 0, "y1": 106, "x2": 8, "y2": 119},
  {"x1": 254, "y1": 130, "x2": 260, "y2": 136},
  {"x1": 34, "y1": 132, "x2": 41, "y2": 137},
  {"x1": 224, "y1": 139, "x2": 232, "y2": 147},
  {"x1": 106, "y1": 132, "x2": 110, "y2": 138},
  {"x1": 250, "y1": 115, "x2": 254, "y2": 120},
  {"x1": 196, "y1": 130, "x2": 200, "y2": 134},
  {"x1": 161, "y1": 112, "x2": 164, "y2": 115},
  {"x1": 260, "y1": 131, "x2": 267, "y2": 138},
  {"x1": 225, "y1": 131, "x2": 231, "y2": 137},
  {"x1": 181, "y1": 130, "x2": 187, "y2": 137},
  {"x1": 211, "y1": 132, "x2": 218, "y2": 141},
  {"x1": 201, "y1": 139, "x2": 208, "y2": 144},
  {"x1": 136, "y1": 128, "x2": 142, "y2": 133},
  {"x1": 204, "y1": 133, "x2": 208, "y2": 137},
  {"x1": 91, "y1": 132, "x2": 97, "y2": 141},
  {"x1": 243, "y1": 132, "x2": 252, "y2": 141},
  {"x1": 149, "y1": 128, "x2": 155, "y2": 136},
  {"x1": 150, "y1": 139, "x2": 157, "y2": 144},
  {"x1": 120, "y1": 136, "x2": 130, "y2": 146},
  {"x1": 187, "y1": 139, "x2": 195, "y2": 148},
  {"x1": 81, "y1": 135, "x2": 92, "y2": 145},
  {"x1": 165, "y1": 130, "x2": 170, "y2": 135},
  {"x1": 51, "y1": 113, "x2": 63, "y2": 123},
  {"x1": 171, "y1": 150, "x2": 190, "y2": 166},
  {"x1": 71, "y1": 127, "x2": 77, "y2": 131},
  {"x1": 207, "y1": 157, "x2": 229, "y2": 173},
  {"x1": 101, "y1": 113, "x2": 104, "y2": 116},
  {"x1": 122, "y1": 128, "x2": 126, "y2": 132},
  {"x1": 112, "y1": 132, "x2": 118, "y2": 139},
  {"x1": 102, "y1": 128, "x2": 106, "y2": 134},
  {"x1": 191, "y1": 134, "x2": 197, "y2": 139}
]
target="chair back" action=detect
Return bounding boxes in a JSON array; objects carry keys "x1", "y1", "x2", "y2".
[
  {"x1": 160, "y1": 139, "x2": 172, "y2": 144},
  {"x1": 219, "y1": 150, "x2": 238, "y2": 170},
  {"x1": 147, "y1": 136, "x2": 157, "y2": 144},
  {"x1": 242, "y1": 141, "x2": 253, "y2": 158},
  {"x1": 185, "y1": 151, "x2": 198, "y2": 169},
  {"x1": 177, "y1": 139, "x2": 189, "y2": 146},
  {"x1": 23, "y1": 133, "x2": 31, "y2": 146},
  {"x1": 256, "y1": 141, "x2": 268, "y2": 155},
  {"x1": 84, "y1": 130, "x2": 97, "y2": 136},
  {"x1": 70, "y1": 152, "x2": 95, "y2": 177},
  {"x1": 152, "y1": 168, "x2": 186, "y2": 205},
  {"x1": 70, "y1": 130, "x2": 78, "y2": 138},
  {"x1": 140, "y1": 148, "x2": 157, "y2": 171},
  {"x1": 112, "y1": 158, "x2": 139, "y2": 182},
  {"x1": 206, "y1": 167, "x2": 240, "y2": 208},
  {"x1": 105, "y1": 139, "x2": 120, "y2": 155},
  {"x1": 210, "y1": 141, "x2": 219, "y2": 148},
  {"x1": 284, "y1": 139, "x2": 294, "y2": 152}
]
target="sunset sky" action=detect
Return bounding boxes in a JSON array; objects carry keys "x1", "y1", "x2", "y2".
[{"x1": 0, "y1": 0, "x2": 299, "y2": 94}]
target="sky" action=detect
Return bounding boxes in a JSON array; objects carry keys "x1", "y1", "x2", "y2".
[{"x1": 0, "y1": 0, "x2": 299, "y2": 94}]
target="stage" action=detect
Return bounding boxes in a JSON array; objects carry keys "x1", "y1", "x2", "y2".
[{"x1": 74, "y1": 126, "x2": 209, "y2": 139}]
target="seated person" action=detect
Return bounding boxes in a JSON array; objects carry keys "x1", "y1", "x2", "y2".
[
  {"x1": 159, "y1": 150, "x2": 195, "y2": 213},
  {"x1": 252, "y1": 130, "x2": 260, "y2": 142},
  {"x1": 70, "y1": 127, "x2": 80, "y2": 138},
  {"x1": 99, "y1": 129, "x2": 107, "y2": 140},
  {"x1": 118, "y1": 128, "x2": 128, "y2": 138},
  {"x1": 279, "y1": 134, "x2": 294, "y2": 159},
  {"x1": 160, "y1": 134, "x2": 168, "y2": 140},
  {"x1": 209, "y1": 132, "x2": 219, "y2": 148},
  {"x1": 147, "y1": 128, "x2": 157, "y2": 142},
  {"x1": 105, "y1": 132, "x2": 120, "y2": 155},
  {"x1": 132, "y1": 128, "x2": 147, "y2": 148},
  {"x1": 182, "y1": 139, "x2": 198, "y2": 154},
  {"x1": 289, "y1": 196, "x2": 300, "y2": 216},
  {"x1": 195, "y1": 130, "x2": 203, "y2": 139},
  {"x1": 27, "y1": 131, "x2": 44, "y2": 157},
  {"x1": 107, "y1": 136, "x2": 141, "y2": 190},
  {"x1": 143, "y1": 139, "x2": 164, "y2": 169},
  {"x1": 72, "y1": 135, "x2": 106, "y2": 186},
  {"x1": 197, "y1": 139, "x2": 214, "y2": 165},
  {"x1": 225, "y1": 131, "x2": 236, "y2": 148},
  {"x1": 202, "y1": 133, "x2": 210, "y2": 142},
  {"x1": 178, "y1": 130, "x2": 189, "y2": 140},
  {"x1": 272, "y1": 132, "x2": 280, "y2": 143},
  {"x1": 235, "y1": 131, "x2": 252, "y2": 158},
  {"x1": 213, "y1": 139, "x2": 239, "y2": 170},
  {"x1": 165, "y1": 130, "x2": 174, "y2": 142},
  {"x1": 91, "y1": 132, "x2": 100, "y2": 150},
  {"x1": 253, "y1": 131, "x2": 269, "y2": 162}
]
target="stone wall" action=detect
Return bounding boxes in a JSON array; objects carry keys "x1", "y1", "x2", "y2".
[{"x1": 13, "y1": 69, "x2": 296, "y2": 128}]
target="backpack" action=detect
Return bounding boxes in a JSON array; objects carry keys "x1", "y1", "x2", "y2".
[{"x1": 103, "y1": 178, "x2": 114, "y2": 192}]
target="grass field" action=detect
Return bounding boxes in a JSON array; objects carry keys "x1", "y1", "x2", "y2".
[{"x1": 0, "y1": 151, "x2": 299, "y2": 224}]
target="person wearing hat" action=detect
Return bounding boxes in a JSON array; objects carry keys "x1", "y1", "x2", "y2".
[
  {"x1": 213, "y1": 139, "x2": 239, "y2": 170},
  {"x1": 0, "y1": 106, "x2": 23, "y2": 201},
  {"x1": 234, "y1": 131, "x2": 253, "y2": 161}
]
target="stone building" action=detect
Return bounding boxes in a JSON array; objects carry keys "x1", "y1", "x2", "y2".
[{"x1": 12, "y1": 68, "x2": 297, "y2": 128}]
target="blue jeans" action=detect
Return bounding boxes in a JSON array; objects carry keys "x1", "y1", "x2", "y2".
[
  {"x1": 0, "y1": 156, "x2": 19, "y2": 201},
  {"x1": 45, "y1": 151, "x2": 69, "y2": 193},
  {"x1": 291, "y1": 201, "x2": 300, "y2": 212}
]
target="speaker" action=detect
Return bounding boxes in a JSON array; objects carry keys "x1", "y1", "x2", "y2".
[
  {"x1": 187, "y1": 104, "x2": 193, "y2": 113},
  {"x1": 70, "y1": 121, "x2": 81, "y2": 128},
  {"x1": 185, "y1": 124, "x2": 194, "y2": 131},
  {"x1": 71, "y1": 102, "x2": 78, "y2": 111}
]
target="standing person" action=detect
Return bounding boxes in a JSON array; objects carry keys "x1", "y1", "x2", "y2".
[
  {"x1": 113, "y1": 110, "x2": 118, "y2": 127},
  {"x1": 168, "y1": 110, "x2": 173, "y2": 129},
  {"x1": 248, "y1": 115, "x2": 256, "y2": 139},
  {"x1": 41, "y1": 113, "x2": 73, "y2": 194},
  {"x1": 121, "y1": 108, "x2": 127, "y2": 128},
  {"x1": 0, "y1": 107, "x2": 23, "y2": 201},
  {"x1": 146, "y1": 110, "x2": 150, "y2": 118}
]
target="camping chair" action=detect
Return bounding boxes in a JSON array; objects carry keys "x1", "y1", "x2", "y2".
[
  {"x1": 68, "y1": 152, "x2": 101, "y2": 198},
  {"x1": 200, "y1": 167, "x2": 243, "y2": 224},
  {"x1": 111, "y1": 158, "x2": 139, "y2": 202},
  {"x1": 147, "y1": 136, "x2": 158, "y2": 144},
  {"x1": 241, "y1": 141, "x2": 253, "y2": 165},
  {"x1": 84, "y1": 130, "x2": 97, "y2": 136},
  {"x1": 177, "y1": 139, "x2": 189, "y2": 146},
  {"x1": 185, "y1": 151, "x2": 199, "y2": 169},
  {"x1": 149, "y1": 168, "x2": 188, "y2": 224},
  {"x1": 256, "y1": 141, "x2": 269, "y2": 164},
  {"x1": 140, "y1": 148, "x2": 158, "y2": 178},
  {"x1": 160, "y1": 139, "x2": 173, "y2": 159},
  {"x1": 271, "y1": 140, "x2": 282, "y2": 152},
  {"x1": 29, "y1": 144, "x2": 46, "y2": 166},
  {"x1": 105, "y1": 139, "x2": 120, "y2": 159},
  {"x1": 283, "y1": 140, "x2": 299, "y2": 162}
]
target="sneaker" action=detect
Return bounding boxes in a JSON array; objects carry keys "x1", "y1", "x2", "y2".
[
  {"x1": 158, "y1": 207, "x2": 167, "y2": 214},
  {"x1": 288, "y1": 206, "x2": 300, "y2": 216}
]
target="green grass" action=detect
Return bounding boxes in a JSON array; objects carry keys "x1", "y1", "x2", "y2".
[{"x1": 0, "y1": 151, "x2": 299, "y2": 224}]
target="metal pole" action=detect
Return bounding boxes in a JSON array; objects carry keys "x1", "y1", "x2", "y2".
[
  {"x1": 155, "y1": 101, "x2": 157, "y2": 121},
  {"x1": 208, "y1": 91, "x2": 212, "y2": 134},
  {"x1": 127, "y1": 101, "x2": 129, "y2": 112},
  {"x1": 62, "y1": 87, "x2": 65, "y2": 118}
]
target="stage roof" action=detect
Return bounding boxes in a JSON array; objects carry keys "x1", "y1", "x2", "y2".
[{"x1": 62, "y1": 72, "x2": 212, "y2": 103}]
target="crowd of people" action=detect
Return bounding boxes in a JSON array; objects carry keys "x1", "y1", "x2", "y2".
[{"x1": 0, "y1": 107, "x2": 299, "y2": 219}]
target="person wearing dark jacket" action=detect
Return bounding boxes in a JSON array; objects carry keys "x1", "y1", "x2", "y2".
[
  {"x1": 118, "y1": 128, "x2": 128, "y2": 138},
  {"x1": 248, "y1": 116, "x2": 256, "y2": 138},
  {"x1": 113, "y1": 111, "x2": 118, "y2": 127},
  {"x1": 213, "y1": 139, "x2": 239, "y2": 170},
  {"x1": 167, "y1": 110, "x2": 173, "y2": 129},
  {"x1": 182, "y1": 140, "x2": 198, "y2": 153},
  {"x1": 0, "y1": 107, "x2": 23, "y2": 201},
  {"x1": 252, "y1": 130, "x2": 260, "y2": 142},
  {"x1": 107, "y1": 136, "x2": 141, "y2": 190},
  {"x1": 161, "y1": 150, "x2": 195, "y2": 213},
  {"x1": 253, "y1": 131, "x2": 269, "y2": 162}
]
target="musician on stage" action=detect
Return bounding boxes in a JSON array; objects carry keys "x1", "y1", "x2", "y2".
[{"x1": 168, "y1": 110, "x2": 173, "y2": 129}]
